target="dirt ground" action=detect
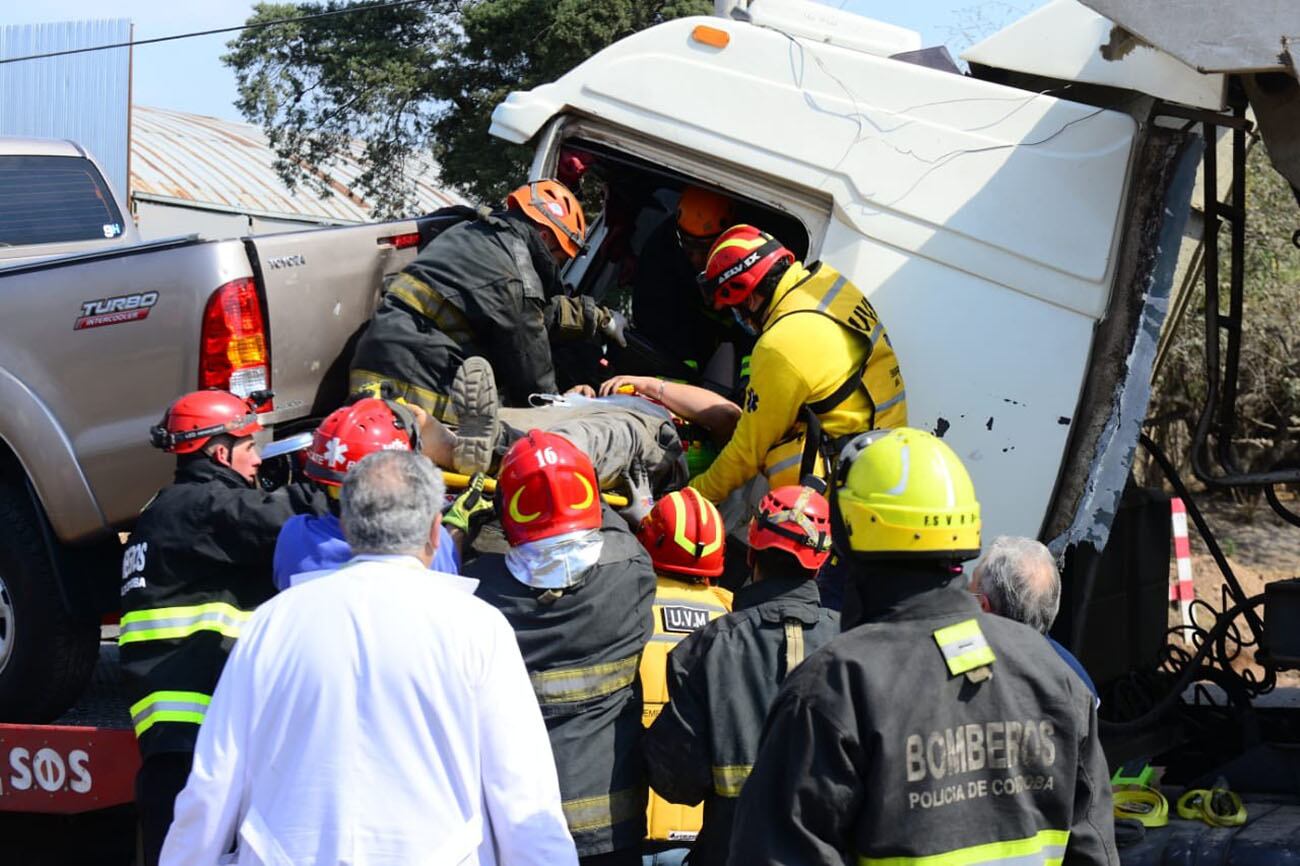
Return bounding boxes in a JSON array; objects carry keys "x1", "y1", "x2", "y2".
[{"x1": 1174, "y1": 494, "x2": 1300, "y2": 684}]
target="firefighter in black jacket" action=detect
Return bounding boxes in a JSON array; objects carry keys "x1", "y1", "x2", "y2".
[
  {"x1": 119, "y1": 390, "x2": 327, "y2": 866},
  {"x1": 466, "y1": 430, "x2": 656, "y2": 866},
  {"x1": 350, "y1": 178, "x2": 626, "y2": 417},
  {"x1": 642, "y1": 484, "x2": 839, "y2": 865},
  {"x1": 729, "y1": 428, "x2": 1119, "y2": 866}
]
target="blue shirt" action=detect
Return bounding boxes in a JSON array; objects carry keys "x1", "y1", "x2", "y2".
[
  {"x1": 273, "y1": 512, "x2": 461, "y2": 591},
  {"x1": 1047, "y1": 635, "x2": 1099, "y2": 707}
]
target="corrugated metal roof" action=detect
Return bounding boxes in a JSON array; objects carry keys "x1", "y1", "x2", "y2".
[
  {"x1": 0, "y1": 20, "x2": 132, "y2": 197},
  {"x1": 130, "y1": 105, "x2": 466, "y2": 224}
]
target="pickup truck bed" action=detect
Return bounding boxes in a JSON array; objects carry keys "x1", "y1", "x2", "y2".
[{"x1": 0, "y1": 212, "x2": 435, "y2": 723}]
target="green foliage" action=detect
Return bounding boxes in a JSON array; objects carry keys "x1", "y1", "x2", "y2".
[
  {"x1": 224, "y1": 0, "x2": 711, "y2": 213},
  {"x1": 1148, "y1": 142, "x2": 1300, "y2": 482}
]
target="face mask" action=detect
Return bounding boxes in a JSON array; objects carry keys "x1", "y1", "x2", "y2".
[
  {"x1": 505, "y1": 528, "x2": 604, "y2": 590},
  {"x1": 732, "y1": 307, "x2": 758, "y2": 336}
]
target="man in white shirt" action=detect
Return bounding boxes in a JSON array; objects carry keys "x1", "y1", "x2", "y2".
[{"x1": 161, "y1": 450, "x2": 577, "y2": 866}]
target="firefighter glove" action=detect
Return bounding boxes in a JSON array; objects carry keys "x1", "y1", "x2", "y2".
[{"x1": 444, "y1": 472, "x2": 494, "y2": 538}]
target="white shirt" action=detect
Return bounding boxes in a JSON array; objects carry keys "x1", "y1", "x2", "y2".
[{"x1": 160, "y1": 556, "x2": 577, "y2": 866}]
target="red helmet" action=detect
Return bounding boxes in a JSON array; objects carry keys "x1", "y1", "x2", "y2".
[
  {"x1": 749, "y1": 485, "x2": 833, "y2": 571},
  {"x1": 303, "y1": 398, "x2": 417, "y2": 487},
  {"x1": 150, "y1": 389, "x2": 266, "y2": 454},
  {"x1": 497, "y1": 430, "x2": 602, "y2": 545},
  {"x1": 700, "y1": 224, "x2": 794, "y2": 311},
  {"x1": 636, "y1": 488, "x2": 726, "y2": 581},
  {"x1": 506, "y1": 179, "x2": 587, "y2": 258}
]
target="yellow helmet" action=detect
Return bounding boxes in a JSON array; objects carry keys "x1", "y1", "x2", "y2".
[{"x1": 831, "y1": 427, "x2": 981, "y2": 560}]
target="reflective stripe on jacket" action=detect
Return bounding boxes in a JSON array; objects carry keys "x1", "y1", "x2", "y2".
[
  {"x1": 690, "y1": 261, "x2": 907, "y2": 501},
  {"x1": 467, "y1": 505, "x2": 657, "y2": 857},
  {"x1": 639, "y1": 576, "x2": 732, "y2": 843},
  {"x1": 118, "y1": 460, "x2": 327, "y2": 756}
]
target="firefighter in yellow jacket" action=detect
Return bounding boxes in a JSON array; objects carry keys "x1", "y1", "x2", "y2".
[
  {"x1": 634, "y1": 487, "x2": 733, "y2": 858},
  {"x1": 689, "y1": 225, "x2": 907, "y2": 503}
]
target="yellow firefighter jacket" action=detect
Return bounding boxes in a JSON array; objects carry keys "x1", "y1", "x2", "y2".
[
  {"x1": 690, "y1": 261, "x2": 907, "y2": 502},
  {"x1": 639, "y1": 575, "x2": 733, "y2": 843}
]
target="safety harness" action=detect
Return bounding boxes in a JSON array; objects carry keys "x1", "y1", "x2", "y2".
[{"x1": 764, "y1": 264, "x2": 906, "y2": 481}]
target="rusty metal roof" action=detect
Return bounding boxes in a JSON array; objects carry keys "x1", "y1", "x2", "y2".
[{"x1": 130, "y1": 105, "x2": 466, "y2": 224}]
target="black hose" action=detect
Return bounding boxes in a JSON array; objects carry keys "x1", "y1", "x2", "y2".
[{"x1": 1101, "y1": 594, "x2": 1266, "y2": 735}]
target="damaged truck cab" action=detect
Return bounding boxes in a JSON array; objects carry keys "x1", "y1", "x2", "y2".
[{"x1": 491, "y1": 0, "x2": 1203, "y2": 559}]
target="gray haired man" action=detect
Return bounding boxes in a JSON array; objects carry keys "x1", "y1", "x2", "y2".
[
  {"x1": 162, "y1": 451, "x2": 577, "y2": 866},
  {"x1": 970, "y1": 535, "x2": 1099, "y2": 703}
]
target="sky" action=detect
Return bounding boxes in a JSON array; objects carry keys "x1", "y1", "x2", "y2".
[{"x1": 4, "y1": 0, "x2": 1044, "y2": 123}]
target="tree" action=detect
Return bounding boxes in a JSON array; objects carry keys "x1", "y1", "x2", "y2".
[
  {"x1": 224, "y1": 0, "x2": 711, "y2": 213},
  {"x1": 1147, "y1": 141, "x2": 1300, "y2": 485}
]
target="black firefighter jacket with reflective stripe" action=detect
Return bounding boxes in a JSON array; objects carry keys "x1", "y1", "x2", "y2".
[
  {"x1": 728, "y1": 586, "x2": 1119, "y2": 866},
  {"x1": 119, "y1": 460, "x2": 327, "y2": 757},
  {"x1": 643, "y1": 577, "x2": 840, "y2": 866},
  {"x1": 467, "y1": 505, "x2": 657, "y2": 857},
  {"x1": 348, "y1": 212, "x2": 562, "y2": 415}
]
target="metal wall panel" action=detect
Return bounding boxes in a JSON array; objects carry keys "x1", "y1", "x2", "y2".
[
  {"x1": 0, "y1": 19, "x2": 132, "y2": 198},
  {"x1": 132, "y1": 106, "x2": 467, "y2": 224}
]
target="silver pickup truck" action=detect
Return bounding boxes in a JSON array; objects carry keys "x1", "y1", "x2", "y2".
[{"x1": 0, "y1": 137, "x2": 438, "y2": 721}]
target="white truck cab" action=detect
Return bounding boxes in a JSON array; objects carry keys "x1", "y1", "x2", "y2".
[{"x1": 491, "y1": 0, "x2": 1203, "y2": 552}]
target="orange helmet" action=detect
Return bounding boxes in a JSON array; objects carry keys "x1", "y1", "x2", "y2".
[
  {"x1": 676, "y1": 187, "x2": 735, "y2": 241},
  {"x1": 506, "y1": 179, "x2": 586, "y2": 258},
  {"x1": 700, "y1": 224, "x2": 794, "y2": 310},
  {"x1": 303, "y1": 398, "x2": 418, "y2": 487},
  {"x1": 497, "y1": 430, "x2": 602, "y2": 545},
  {"x1": 149, "y1": 389, "x2": 267, "y2": 454},
  {"x1": 749, "y1": 485, "x2": 833, "y2": 572},
  {"x1": 636, "y1": 487, "x2": 726, "y2": 581}
]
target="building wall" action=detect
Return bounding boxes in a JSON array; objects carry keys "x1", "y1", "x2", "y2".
[{"x1": 0, "y1": 20, "x2": 132, "y2": 198}]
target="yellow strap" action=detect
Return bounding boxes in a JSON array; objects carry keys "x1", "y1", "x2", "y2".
[
  {"x1": 1176, "y1": 787, "x2": 1247, "y2": 827},
  {"x1": 1113, "y1": 785, "x2": 1169, "y2": 828},
  {"x1": 859, "y1": 829, "x2": 1070, "y2": 866},
  {"x1": 442, "y1": 470, "x2": 629, "y2": 508},
  {"x1": 711, "y1": 764, "x2": 753, "y2": 798},
  {"x1": 530, "y1": 655, "x2": 640, "y2": 704}
]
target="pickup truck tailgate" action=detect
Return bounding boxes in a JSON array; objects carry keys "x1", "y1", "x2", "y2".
[{"x1": 248, "y1": 221, "x2": 422, "y2": 425}]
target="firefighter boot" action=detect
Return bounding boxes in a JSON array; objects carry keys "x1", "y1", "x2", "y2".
[{"x1": 451, "y1": 356, "x2": 501, "y2": 475}]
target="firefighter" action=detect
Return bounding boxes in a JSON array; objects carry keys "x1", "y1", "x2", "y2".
[
  {"x1": 633, "y1": 487, "x2": 734, "y2": 859},
  {"x1": 688, "y1": 225, "x2": 908, "y2": 503},
  {"x1": 632, "y1": 186, "x2": 750, "y2": 377},
  {"x1": 466, "y1": 430, "x2": 657, "y2": 866},
  {"x1": 349, "y1": 178, "x2": 627, "y2": 418},
  {"x1": 642, "y1": 485, "x2": 839, "y2": 865},
  {"x1": 271, "y1": 397, "x2": 493, "y2": 587},
  {"x1": 120, "y1": 389, "x2": 328, "y2": 866},
  {"x1": 729, "y1": 428, "x2": 1119, "y2": 865}
]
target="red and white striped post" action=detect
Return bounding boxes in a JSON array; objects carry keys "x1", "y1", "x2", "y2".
[{"x1": 1170, "y1": 498, "x2": 1195, "y2": 639}]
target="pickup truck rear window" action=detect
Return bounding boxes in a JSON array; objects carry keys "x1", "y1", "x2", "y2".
[{"x1": 0, "y1": 155, "x2": 126, "y2": 247}]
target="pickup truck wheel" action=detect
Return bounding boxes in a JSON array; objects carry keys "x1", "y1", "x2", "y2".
[{"x1": 0, "y1": 484, "x2": 99, "y2": 722}]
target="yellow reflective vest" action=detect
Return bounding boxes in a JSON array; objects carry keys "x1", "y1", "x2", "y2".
[
  {"x1": 690, "y1": 261, "x2": 907, "y2": 502},
  {"x1": 640, "y1": 575, "x2": 733, "y2": 843}
]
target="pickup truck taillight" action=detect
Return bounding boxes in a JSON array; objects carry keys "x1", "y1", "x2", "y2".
[
  {"x1": 199, "y1": 277, "x2": 271, "y2": 409},
  {"x1": 378, "y1": 232, "x2": 420, "y2": 249}
]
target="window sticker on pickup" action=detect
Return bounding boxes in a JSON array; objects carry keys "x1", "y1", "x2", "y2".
[
  {"x1": 102, "y1": 223, "x2": 122, "y2": 238},
  {"x1": 74, "y1": 292, "x2": 159, "y2": 331}
]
